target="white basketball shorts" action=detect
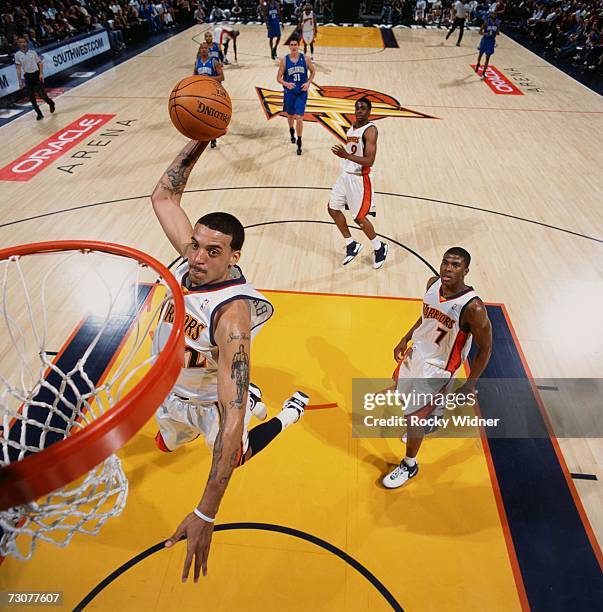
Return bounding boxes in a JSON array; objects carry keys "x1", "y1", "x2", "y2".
[
  {"x1": 393, "y1": 347, "x2": 454, "y2": 416},
  {"x1": 156, "y1": 391, "x2": 254, "y2": 452},
  {"x1": 328, "y1": 172, "x2": 375, "y2": 220}
]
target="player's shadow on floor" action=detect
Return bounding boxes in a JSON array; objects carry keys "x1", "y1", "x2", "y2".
[
  {"x1": 362, "y1": 440, "x2": 502, "y2": 535},
  {"x1": 438, "y1": 74, "x2": 478, "y2": 88}
]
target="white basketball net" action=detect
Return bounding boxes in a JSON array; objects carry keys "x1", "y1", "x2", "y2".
[{"x1": 0, "y1": 248, "x2": 171, "y2": 560}]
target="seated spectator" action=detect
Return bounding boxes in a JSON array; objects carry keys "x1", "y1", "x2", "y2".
[
  {"x1": 232, "y1": 1, "x2": 243, "y2": 22},
  {"x1": 139, "y1": 1, "x2": 161, "y2": 31},
  {"x1": 194, "y1": 3, "x2": 206, "y2": 23},
  {"x1": 392, "y1": 0, "x2": 404, "y2": 24},
  {"x1": 323, "y1": 0, "x2": 334, "y2": 21},
  {"x1": 381, "y1": 0, "x2": 394, "y2": 24}
]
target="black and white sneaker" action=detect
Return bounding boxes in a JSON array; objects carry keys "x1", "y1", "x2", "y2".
[
  {"x1": 373, "y1": 242, "x2": 388, "y2": 269},
  {"x1": 343, "y1": 240, "x2": 363, "y2": 265},
  {"x1": 282, "y1": 391, "x2": 309, "y2": 423},
  {"x1": 382, "y1": 459, "x2": 419, "y2": 489},
  {"x1": 210, "y1": 140, "x2": 217, "y2": 148}
]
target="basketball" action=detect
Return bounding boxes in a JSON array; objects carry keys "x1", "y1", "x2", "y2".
[{"x1": 168, "y1": 76, "x2": 232, "y2": 141}]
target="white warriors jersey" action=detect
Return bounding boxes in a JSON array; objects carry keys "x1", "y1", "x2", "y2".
[
  {"x1": 411, "y1": 278, "x2": 479, "y2": 373},
  {"x1": 342, "y1": 121, "x2": 376, "y2": 175},
  {"x1": 152, "y1": 263, "x2": 273, "y2": 402},
  {"x1": 302, "y1": 11, "x2": 315, "y2": 31}
]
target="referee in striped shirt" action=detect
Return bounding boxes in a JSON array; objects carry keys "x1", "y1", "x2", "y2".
[{"x1": 15, "y1": 37, "x2": 56, "y2": 121}]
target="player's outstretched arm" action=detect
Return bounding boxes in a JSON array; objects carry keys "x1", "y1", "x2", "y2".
[
  {"x1": 164, "y1": 300, "x2": 251, "y2": 582},
  {"x1": 151, "y1": 140, "x2": 209, "y2": 257}
]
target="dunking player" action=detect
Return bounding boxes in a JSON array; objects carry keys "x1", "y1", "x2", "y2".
[
  {"x1": 328, "y1": 97, "x2": 388, "y2": 269},
  {"x1": 474, "y1": 13, "x2": 501, "y2": 78},
  {"x1": 264, "y1": 0, "x2": 283, "y2": 60},
  {"x1": 277, "y1": 36, "x2": 315, "y2": 156},
  {"x1": 300, "y1": 3, "x2": 317, "y2": 60},
  {"x1": 151, "y1": 140, "x2": 309, "y2": 580},
  {"x1": 193, "y1": 42, "x2": 224, "y2": 149},
  {"x1": 382, "y1": 248, "x2": 492, "y2": 489}
]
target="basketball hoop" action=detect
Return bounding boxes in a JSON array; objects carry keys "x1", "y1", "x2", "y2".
[{"x1": 0, "y1": 241, "x2": 185, "y2": 559}]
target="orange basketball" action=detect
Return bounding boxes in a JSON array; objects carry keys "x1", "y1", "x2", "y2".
[{"x1": 168, "y1": 76, "x2": 232, "y2": 141}]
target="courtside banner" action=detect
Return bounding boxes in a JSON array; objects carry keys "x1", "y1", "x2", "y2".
[
  {"x1": 0, "y1": 31, "x2": 111, "y2": 97},
  {"x1": 471, "y1": 65, "x2": 523, "y2": 95},
  {"x1": 0, "y1": 114, "x2": 115, "y2": 181},
  {"x1": 43, "y1": 31, "x2": 110, "y2": 79}
]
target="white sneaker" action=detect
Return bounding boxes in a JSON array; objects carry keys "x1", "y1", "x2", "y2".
[
  {"x1": 382, "y1": 459, "x2": 419, "y2": 489},
  {"x1": 281, "y1": 391, "x2": 309, "y2": 423},
  {"x1": 248, "y1": 383, "x2": 267, "y2": 421}
]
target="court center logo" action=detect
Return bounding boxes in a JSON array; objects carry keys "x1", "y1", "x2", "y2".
[{"x1": 256, "y1": 83, "x2": 435, "y2": 142}]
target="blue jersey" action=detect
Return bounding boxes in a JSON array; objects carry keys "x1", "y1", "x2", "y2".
[
  {"x1": 267, "y1": 3, "x2": 280, "y2": 26},
  {"x1": 208, "y1": 42, "x2": 220, "y2": 62},
  {"x1": 195, "y1": 57, "x2": 217, "y2": 77},
  {"x1": 284, "y1": 53, "x2": 307, "y2": 93},
  {"x1": 482, "y1": 18, "x2": 500, "y2": 39}
]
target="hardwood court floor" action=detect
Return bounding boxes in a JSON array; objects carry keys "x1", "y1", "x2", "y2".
[{"x1": 0, "y1": 24, "x2": 602, "y2": 610}]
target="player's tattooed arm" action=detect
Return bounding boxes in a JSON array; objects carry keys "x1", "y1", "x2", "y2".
[
  {"x1": 156, "y1": 141, "x2": 208, "y2": 198},
  {"x1": 151, "y1": 140, "x2": 209, "y2": 256},
  {"x1": 197, "y1": 299, "x2": 251, "y2": 516},
  {"x1": 230, "y1": 343, "x2": 250, "y2": 406}
]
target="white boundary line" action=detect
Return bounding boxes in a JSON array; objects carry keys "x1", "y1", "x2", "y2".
[{"x1": 500, "y1": 32, "x2": 602, "y2": 99}]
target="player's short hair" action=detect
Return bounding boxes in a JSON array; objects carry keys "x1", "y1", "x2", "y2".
[
  {"x1": 289, "y1": 35, "x2": 300, "y2": 43},
  {"x1": 196, "y1": 212, "x2": 245, "y2": 251},
  {"x1": 356, "y1": 96, "x2": 372, "y2": 111},
  {"x1": 444, "y1": 247, "x2": 471, "y2": 267}
]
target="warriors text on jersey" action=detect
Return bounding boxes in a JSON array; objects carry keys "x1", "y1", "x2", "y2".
[
  {"x1": 412, "y1": 278, "x2": 479, "y2": 373},
  {"x1": 152, "y1": 263, "x2": 273, "y2": 402},
  {"x1": 342, "y1": 122, "x2": 376, "y2": 175}
]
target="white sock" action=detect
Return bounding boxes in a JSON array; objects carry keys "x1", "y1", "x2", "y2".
[
  {"x1": 276, "y1": 407, "x2": 298, "y2": 430},
  {"x1": 371, "y1": 237, "x2": 381, "y2": 250},
  {"x1": 404, "y1": 456, "x2": 416, "y2": 467},
  {"x1": 345, "y1": 237, "x2": 354, "y2": 246}
]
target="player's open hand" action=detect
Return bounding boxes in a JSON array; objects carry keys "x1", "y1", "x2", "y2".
[
  {"x1": 301, "y1": 81, "x2": 310, "y2": 92},
  {"x1": 284, "y1": 82, "x2": 295, "y2": 90},
  {"x1": 331, "y1": 144, "x2": 347, "y2": 159},
  {"x1": 165, "y1": 512, "x2": 215, "y2": 582}
]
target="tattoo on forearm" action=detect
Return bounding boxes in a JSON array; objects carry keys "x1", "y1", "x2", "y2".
[
  {"x1": 159, "y1": 144, "x2": 205, "y2": 196},
  {"x1": 162, "y1": 156, "x2": 192, "y2": 195},
  {"x1": 227, "y1": 331, "x2": 251, "y2": 342},
  {"x1": 230, "y1": 344, "x2": 249, "y2": 407},
  {"x1": 208, "y1": 402, "x2": 239, "y2": 486},
  {"x1": 209, "y1": 426, "x2": 223, "y2": 482}
]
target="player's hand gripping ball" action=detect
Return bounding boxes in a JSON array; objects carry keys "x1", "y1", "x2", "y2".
[{"x1": 168, "y1": 76, "x2": 232, "y2": 141}]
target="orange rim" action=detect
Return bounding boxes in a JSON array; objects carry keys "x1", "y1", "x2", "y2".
[{"x1": 0, "y1": 241, "x2": 185, "y2": 511}]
